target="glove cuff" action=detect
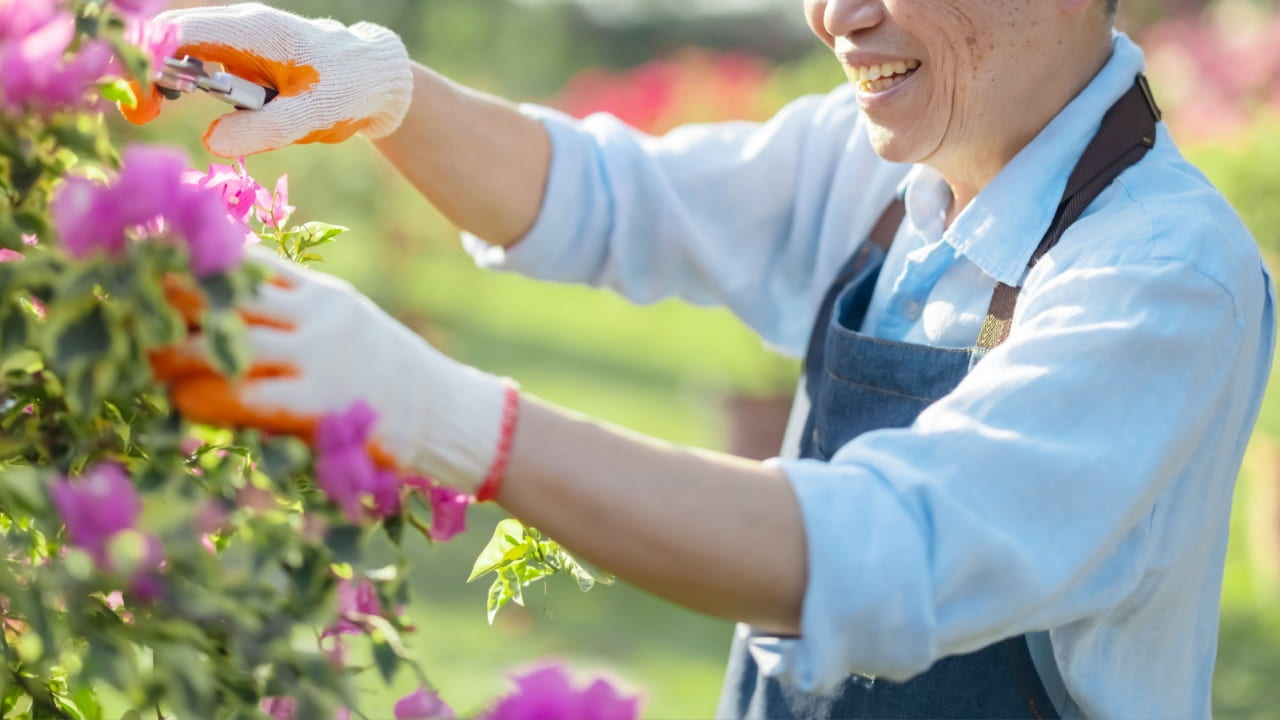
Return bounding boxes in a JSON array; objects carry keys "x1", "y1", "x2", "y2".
[
  {"x1": 348, "y1": 21, "x2": 414, "y2": 139},
  {"x1": 404, "y1": 356, "x2": 516, "y2": 496}
]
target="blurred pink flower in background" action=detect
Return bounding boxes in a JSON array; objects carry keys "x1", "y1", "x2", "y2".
[
  {"x1": 49, "y1": 463, "x2": 141, "y2": 567},
  {"x1": 1141, "y1": 3, "x2": 1280, "y2": 143},
  {"x1": 125, "y1": 16, "x2": 180, "y2": 70},
  {"x1": 395, "y1": 686, "x2": 455, "y2": 720},
  {"x1": 554, "y1": 49, "x2": 771, "y2": 135},
  {"x1": 484, "y1": 662, "x2": 642, "y2": 720},
  {"x1": 111, "y1": 0, "x2": 170, "y2": 21},
  {"x1": 260, "y1": 696, "x2": 297, "y2": 720},
  {"x1": 0, "y1": 0, "x2": 116, "y2": 114}
]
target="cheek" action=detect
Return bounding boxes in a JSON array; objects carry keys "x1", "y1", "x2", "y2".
[{"x1": 804, "y1": 0, "x2": 835, "y2": 49}]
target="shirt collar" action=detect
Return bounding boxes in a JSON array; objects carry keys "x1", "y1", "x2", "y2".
[{"x1": 902, "y1": 32, "x2": 1147, "y2": 287}]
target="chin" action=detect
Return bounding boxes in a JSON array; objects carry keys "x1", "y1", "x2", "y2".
[{"x1": 865, "y1": 125, "x2": 920, "y2": 164}]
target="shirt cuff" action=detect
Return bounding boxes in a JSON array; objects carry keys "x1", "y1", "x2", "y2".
[
  {"x1": 750, "y1": 456, "x2": 936, "y2": 691},
  {"x1": 460, "y1": 103, "x2": 600, "y2": 281}
]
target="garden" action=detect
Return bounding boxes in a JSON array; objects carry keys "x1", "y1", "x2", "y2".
[{"x1": 3, "y1": 0, "x2": 1280, "y2": 718}]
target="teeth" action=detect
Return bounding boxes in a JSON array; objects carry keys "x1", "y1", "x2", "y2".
[
  {"x1": 850, "y1": 59, "x2": 920, "y2": 93},
  {"x1": 851, "y1": 60, "x2": 918, "y2": 83}
]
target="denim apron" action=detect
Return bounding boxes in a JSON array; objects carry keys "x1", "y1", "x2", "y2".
[{"x1": 716, "y1": 76, "x2": 1162, "y2": 720}]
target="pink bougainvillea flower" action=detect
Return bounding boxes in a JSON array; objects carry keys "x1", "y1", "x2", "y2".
[
  {"x1": 21, "y1": 233, "x2": 37, "y2": 246},
  {"x1": 395, "y1": 687, "x2": 455, "y2": 720},
  {"x1": 0, "y1": 249, "x2": 22, "y2": 263},
  {"x1": 169, "y1": 185, "x2": 247, "y2": 275},
  {"x1": 0, "y1": 0, "x2": 117, "y2": 115},
  {"x1": 426, "y1": 484, "x2": 469, "y2": 542},
  {"x1": 256, "y1": 174, "x2": 295, "y2": 229},
  {"x1": 111, "y1": 0, "x2": 170, "y2": 21},
  {"x1": 185, "y1": 158, "x2": 267, "y2": 227},
  {"x1": 485, "y1": 663, "x2": 641, "y2": 720},
  {"x1": 127, "y1": 532, "x2": 167, "y2": 602},
  {"x1": 336, "y1": 576, "x2": 382, "y2": 618},
  {"x1": 50, "y1": 463, "x2": 141, "y2": 567},
  {"x1": 51, "y1": 175, "x2": 123, "y2": 259},
  {"x1": 124, "y1": 17, "x2": 180, "y2": 77},
  {"x1": 260, "y1": 696, "x2": 297, "y2": 720},
  {"x1": 116, "y1": 144, "x2": 188, "y2": 226},
  {"x1": 315, "y1": 401, "x2": 405, "y2": 522}
]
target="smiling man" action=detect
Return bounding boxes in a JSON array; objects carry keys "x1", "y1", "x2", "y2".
[{"x1": 134, "y1": 1, "x2": 1273, "y2": 718}]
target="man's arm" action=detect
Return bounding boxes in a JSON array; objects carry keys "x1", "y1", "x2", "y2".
[
  {"x1": 372, "y1": 64, "x2": 551, "y2": 249},
  {"x1": 498, "y1": 396, "x2": 809, "y2": 635}
]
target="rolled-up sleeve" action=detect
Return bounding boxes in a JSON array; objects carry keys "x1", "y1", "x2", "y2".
[
  {"x1": 762, "y1": 258, "x2": 1246, "y2": 691},
  {"x1": 460, "y1": 89, "x2": 904, "y2": 351}
]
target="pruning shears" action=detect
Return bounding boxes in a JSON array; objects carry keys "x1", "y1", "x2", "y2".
[{"x1": 155, "y1": 56, "x2": 278, "y2": 111}]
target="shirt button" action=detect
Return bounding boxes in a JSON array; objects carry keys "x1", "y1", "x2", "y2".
[{"x1": 901, "y1": 300, "x2": 923, "y2": 321}]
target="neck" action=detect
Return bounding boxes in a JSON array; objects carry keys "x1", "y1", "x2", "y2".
[{"x1": 938, "y1": 32, "x2": 1113, "y2": 229}]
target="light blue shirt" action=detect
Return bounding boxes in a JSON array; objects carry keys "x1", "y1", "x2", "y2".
[{"x1": 464, "y1": 34, "x2": 1275, "y2": 719}]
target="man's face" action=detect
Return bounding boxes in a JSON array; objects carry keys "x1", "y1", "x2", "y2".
[{"x1": 804, "y1": 0, "x2": 1065, "y2": 167}]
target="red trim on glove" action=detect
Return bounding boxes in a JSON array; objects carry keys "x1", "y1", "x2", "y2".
[{"x1": 475, "y1": 383, "x2": 520, "y2": 503}]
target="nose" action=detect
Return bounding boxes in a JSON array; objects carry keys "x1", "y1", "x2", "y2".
[{"x1": 822, "y1": 0, "x2": 885, "y2": 38}]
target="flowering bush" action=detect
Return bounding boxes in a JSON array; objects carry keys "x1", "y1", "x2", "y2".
[
  {"x1": 0, "y1": 1, "x2": 639, "y2": 718},
  {"x1": 1140, "y1": 0, "x2": 1280, "y2": 144}
]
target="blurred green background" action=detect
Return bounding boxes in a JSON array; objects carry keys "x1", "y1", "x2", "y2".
[{"x1": 123, "y1": 0, "x2": 1280, "y2": 716}]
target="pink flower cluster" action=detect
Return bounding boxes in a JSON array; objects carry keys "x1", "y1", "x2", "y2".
[
  {"x1": 0, "y1": 0, "x2": 177, "y2": 115},
  {"x1": 315, "y1": 401, "x2": 470, "y2": 541},
  {"x1": 184, "y1": 159, "x2": 293, "y2": 233},
  {"x1": 0, "y1": 0, "x2": 113, "y2": 114},
  {"x1": 484, "y1": 663, "x2": 642, "y2": 720},
  {"x1": 554, "y1": 50, "x2": 770, "y2": 135},
  {"x1": 1142, "y1": 10, "x2": 1280, "y2": 142},
  {"x1": 51, "y1": 145, "x2": 249, "y2": 275},
  {"x1": 49, "y1": 462, "x2": 165, "y2": 601}
]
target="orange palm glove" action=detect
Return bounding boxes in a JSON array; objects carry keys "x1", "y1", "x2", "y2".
[
  {"x1": 123, "y1": 2, "x2": 413, "y2": 158},
  {"x1": 151, "y1": 250, "x2": 519, "y2": 499}
]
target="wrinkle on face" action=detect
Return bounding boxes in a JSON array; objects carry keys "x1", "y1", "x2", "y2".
[{"x1": 804, "y1": 0, "x2": 1110, "y2": 219}]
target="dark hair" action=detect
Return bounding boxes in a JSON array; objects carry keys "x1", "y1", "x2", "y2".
[{"x1": 1107, "y1": 0, "x2": 1117, "y2": 15}]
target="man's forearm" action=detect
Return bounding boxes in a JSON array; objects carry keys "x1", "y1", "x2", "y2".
[
  {"x1": 372, "y1": 63, "x2": 551, "y2": 249},
  {"x1": 496, "y1": 396, "x2": 809, "y2": 635}
]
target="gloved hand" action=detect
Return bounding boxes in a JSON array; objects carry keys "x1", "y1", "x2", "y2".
[
  {"x1": 155, "y1": 249, "x2": 519, "y2": 499},
  {"x1": 124, "y1": 2, "x2": 414, "y2": 158}
]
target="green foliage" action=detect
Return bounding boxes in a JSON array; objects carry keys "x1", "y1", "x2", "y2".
[
  {"x1": 270, "y1": 221, "x2": 349, "y2": 265},
  {"x1": 469, "y1": 519, "x2": 614, "y2": 624},
  {"x1": 1187, "y1": 117, "x2": 1280, "y2": 255},
  {"x1": 0, "y1": 5, "x2": 460, "y2": 718}
]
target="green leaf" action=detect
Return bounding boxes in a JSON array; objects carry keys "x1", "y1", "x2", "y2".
[
  {"x1": 202, "y1": 309, "x2": 250, "y2": 378},
  {"x1": 485, "y1": 579, "x2": 505, "y2": 625},
  {"x1": 100, "y1": 78, "x2": 137, "y2": 108},
  {"x1": 468, "y1": 518, "x2": 530, "y2": 581},
  {"x1": 51, "y1": 303, "x2": 111, "y2": 370},
  {"x1": 325, "y1": 525, "x2": 363, "y2": 565},
  {"x1": 197, "y1": 272, "x2": 236, "y2": 312},
  {"x1": 372, "y1": 640, "x2": 399, "y2": 685},
  {"x1": 297, "y1": 222, "x2": 348, "y2": 249}
]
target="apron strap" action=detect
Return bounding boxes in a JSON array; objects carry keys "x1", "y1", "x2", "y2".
[{"x1": 976, "y1": 74, "x2": 1163, "y2": 351}]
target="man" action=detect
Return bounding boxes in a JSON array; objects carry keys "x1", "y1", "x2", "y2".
[{"x1": 134, "y1": 1, "x2": 1274, "y2": 717}]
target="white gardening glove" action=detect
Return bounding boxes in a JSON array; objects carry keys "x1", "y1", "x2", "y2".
[
  {"x1": 123, "y1": 2, "x2": 413, "y2": 158},
  {"x1": 157, "y1": 249, "x2": 517, "y2": 498}
]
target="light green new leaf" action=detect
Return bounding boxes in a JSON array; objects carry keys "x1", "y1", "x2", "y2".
[
  {"x1": 99, "y1": 79, "x2": 136, "y2": 108},
  {"x1": 468, "y1": 518, "x2": 530, "y2": 581}
]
